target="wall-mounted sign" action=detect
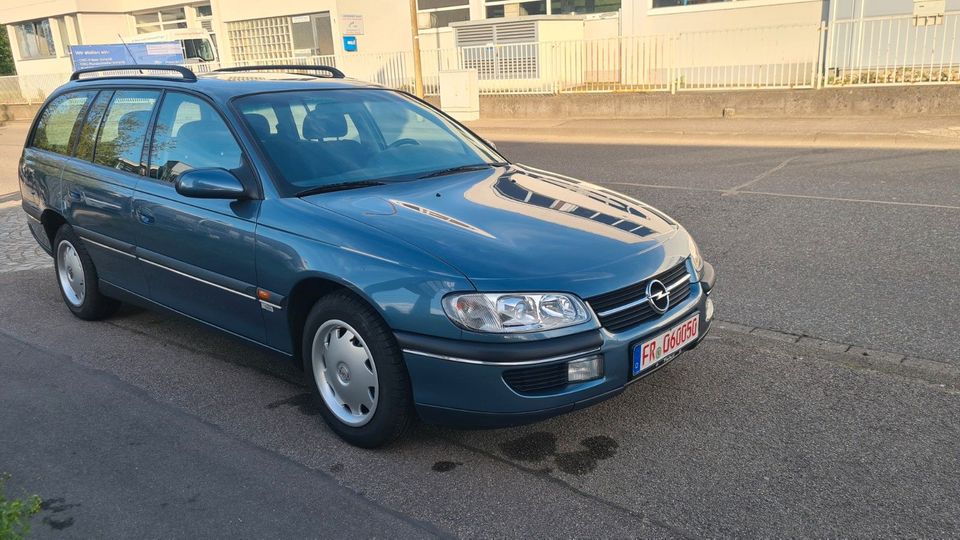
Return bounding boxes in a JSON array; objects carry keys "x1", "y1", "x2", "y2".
[
  {"x1": 291, "y1": 15, "x2": 311, "y2": 23},
  {"x1": 70, "y1": 42, "x2": 184, "y2": 70},
  {"x1": 343, "y1": 36, "x2": 358, "y2": 52},
  {"x1": 341, "y1": 14, "x2": 364, "y2": 35},
  {"x1": 913, "y1": 0, "x2": 945, "y2": 25}
]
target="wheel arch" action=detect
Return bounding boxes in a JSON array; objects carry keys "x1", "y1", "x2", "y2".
[
  {"x1": 40, "y1": 209, "x2": 67, "y2": 248},
  {"x1": 286, "y1": 274, "x2": 393, "y2": 371}
]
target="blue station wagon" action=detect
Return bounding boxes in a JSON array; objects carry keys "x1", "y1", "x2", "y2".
[{"x1": 19, "y1": 65, "x2": 716, "y2": 447}]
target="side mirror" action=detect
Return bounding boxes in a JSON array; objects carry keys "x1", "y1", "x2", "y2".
[{"x1": 175, "y1": 168, "x2": 247, "y2": 199}]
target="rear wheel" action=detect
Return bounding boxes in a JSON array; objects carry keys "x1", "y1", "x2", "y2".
[
  {"x1": 303, "y1": 291, "x2": 413, "y2": 448},
  {"x1": 53, "y1": 225, "x2": 120, "y2": 320}
]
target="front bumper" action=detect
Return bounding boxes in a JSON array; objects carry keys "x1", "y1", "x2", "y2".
[{"x1": 400, "y1": 262, "x2": 716, "y2": 428}]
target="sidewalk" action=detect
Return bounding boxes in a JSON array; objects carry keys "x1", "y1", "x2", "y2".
[{"x1": 465, "y1": 115, "x2": 960, "y2": 149}]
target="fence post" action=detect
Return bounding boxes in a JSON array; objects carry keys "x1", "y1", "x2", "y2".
[
  {"x1": 815, "y1": 21, "x2": 827, "y2": 88},
  {"x1": 670, "y1": 35, "x2": 677, "y2": 94}
]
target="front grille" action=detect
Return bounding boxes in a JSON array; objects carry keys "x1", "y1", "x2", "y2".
[
  {"x1": 587, "y1": 261, "x2": 692, "y2": 333},
  {"x1": 503, "y1": 363, "x2": 568, "y2": 394}
]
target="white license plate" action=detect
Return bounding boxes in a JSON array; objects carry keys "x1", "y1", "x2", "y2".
[{"x1": 632, "y1": 313, "x2": 700, "y2": 377}]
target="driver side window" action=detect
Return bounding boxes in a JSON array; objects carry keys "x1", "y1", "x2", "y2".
[{"x1": 148, "y1": 92, "x2": 243, "y2": 183}]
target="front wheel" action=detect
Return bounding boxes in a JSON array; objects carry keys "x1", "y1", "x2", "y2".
[
  {"x1": 53, "y1": 225, "x2": 120, "y2": 320},
  {"x1": 303, "y1": 291, "x2": 413, "y2": 448}
]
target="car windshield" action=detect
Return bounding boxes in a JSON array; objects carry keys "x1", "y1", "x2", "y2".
[
  {"x1": 235, "y1": 89, "x2": 504, "y2": 196},
  {"x1": 183, "y1": 38, "x2": 216, "y2": 62}
]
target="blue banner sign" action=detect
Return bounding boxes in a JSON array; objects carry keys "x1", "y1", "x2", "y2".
[{"x1": 70, "y1": 42, "x2": 185, "y2": 70}]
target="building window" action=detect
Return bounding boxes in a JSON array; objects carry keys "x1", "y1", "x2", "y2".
[
  {"x1": 14, "y1": 19, "x2": 56, "y2": 60},
  {"x1": 486, "y1": 1, "x2": 547, "y2": 18},
  {"x1": 551, "y1": 0, "x2": 621, "y2": 14},
  {"x1": 485, "y1": 0, "x2": 620, "y2": 17},
  {"x1": 134, "y1": 7, "x2": 187, "y2": 34},
  {"x1": 227, "y1": 13, "x2": 334, "y2": 62},
  {"x1": 650, "y1": 0, "x2": 726, "y2": 8},
  {"x1": 417, "y1": 0, "x2": 471, "y2": 29}
]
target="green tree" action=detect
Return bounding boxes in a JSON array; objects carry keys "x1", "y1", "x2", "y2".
[{"x1": 0, "y1": 26, "x2": 15, "y2": 75}]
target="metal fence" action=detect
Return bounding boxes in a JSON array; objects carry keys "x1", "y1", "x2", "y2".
[
  {"x1": 0, "y1": 73, "x2": 74, "y2": 104},
  {"x1": 7, "y1": 17, "x2": 960, "y2": 104},
  {"x1": 826, "y1": 11, "x2": 960, "y2": 85},
  {"x1": 244, "y1": 24, "x2": 825, "y2": 95}
]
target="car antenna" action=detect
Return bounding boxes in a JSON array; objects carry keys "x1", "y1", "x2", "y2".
[{"x1": 117, "y1": 34, "x2": 144, "y2": 74}]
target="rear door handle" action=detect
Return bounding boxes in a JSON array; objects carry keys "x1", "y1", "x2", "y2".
[
  {"x1": 135, "y1": 207, "x2": 155, "y2": 225},
  {"x1": 68, "y1": 189, "x2": 84, "y2": 202}
]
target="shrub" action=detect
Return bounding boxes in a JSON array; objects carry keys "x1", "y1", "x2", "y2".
[{"x1": 0, "y1": 474, "x2": 41, "y2": 540}]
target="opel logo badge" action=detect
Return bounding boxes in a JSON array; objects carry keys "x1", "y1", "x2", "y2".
[
  {"x1": 337, "y1": 363, "x2": 351, "y2": 383},
  {"x1": 646, "y1": 279, "x2": 670, "y2": 314}
]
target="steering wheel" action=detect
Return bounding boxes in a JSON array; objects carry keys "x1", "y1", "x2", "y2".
[{"x1": 387, "y1": 138, "x2": 420, "y2": 149}]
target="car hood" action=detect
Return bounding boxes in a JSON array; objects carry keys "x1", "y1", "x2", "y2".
[{"x1": 302, "y1": 165, "x2": 685, "y2": 295}]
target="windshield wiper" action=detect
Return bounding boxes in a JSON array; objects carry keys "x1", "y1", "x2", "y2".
[
  {"x1": 295, "y1": 180, "x2": 386, "y2": 197},
  {"x1": 417, "y1": 162, "x2": 509, "y2": 179}
]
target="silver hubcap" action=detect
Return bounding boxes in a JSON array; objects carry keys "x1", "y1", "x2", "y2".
[
  {"x1": 311, "y1": 320, "x2": 379, "y2": 427},
  {"x1": 57, "y1": 240, "x2": 85, "y2": 307}
]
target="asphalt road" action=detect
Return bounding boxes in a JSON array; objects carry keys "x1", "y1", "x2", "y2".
[
  {"x1": 496, "y1": 142, "x2": 960, "y2": 362},
  {"x1": 1, "y1": 130, "x2": 959, "y2": 537}
]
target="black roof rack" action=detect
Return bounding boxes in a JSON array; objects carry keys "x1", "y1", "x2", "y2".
[
  {"x1": 70, "y1": 64, "x2": 197, "y2": 82},
  {"x1": 212, "y1": 65, "x2": 346, "y2": 79}
]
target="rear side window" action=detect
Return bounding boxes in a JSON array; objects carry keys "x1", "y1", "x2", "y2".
[
  {"x1": 32, "y1": 92, "x2": 94, "y2": 155},
  {"x1": 94, "y1": 90, "x2": 160, "y2": 173},
  {"x1": 147, "y1": 92, "x2": 243, "y2": 182},
  {"x1": 73, "y1": 91, "x2": 113, "y2": 162}
]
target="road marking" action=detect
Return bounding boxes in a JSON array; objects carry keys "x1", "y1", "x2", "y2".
[
  {"x1": 722, "y1": 154, "x2": 805, "y2": 196},
  {"x1": 604, "y1": 181, "x2": 960, "y2": 210}
]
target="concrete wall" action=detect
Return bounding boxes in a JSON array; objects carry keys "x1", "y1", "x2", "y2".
[
  {"x1": 7, "y1": 85, "x2": 960, "y2": 122},
  {"x1": 583, "y1": 13, "x2": 620, "y2": 40},
  {"x1": 620, "y1": 0, "x2": 827, "y2": 81},
  {"x1": 623, "y1": 0, "x2": 826, "y2": 35},
  {"x1": 478, "y1": 85, "x2": 960, "y2": 118},
  {"x1": 76, "y1": 13, "x2": 134, "y2": 43},
  {"x1": 335, "y1": 0, "x2": 413, "y2": 54}
]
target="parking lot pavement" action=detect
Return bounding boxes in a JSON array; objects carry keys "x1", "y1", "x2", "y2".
[
  {"x1": 496, "y1": 142, "x2": 960, "y2": 363},
  {"x1": 0, "y1": 331, "x2": 441, "y2": 539},
  {"x1": 1, "y1": 268, "x2": 958, "y2": 537},
  {"x1": 1, "y1": 130, "x2": 959, "y2": 536},
  {"x1": 0, "y1": 200, "x2": 52, "y2": 273}
]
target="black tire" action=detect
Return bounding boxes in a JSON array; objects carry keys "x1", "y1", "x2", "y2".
[
  {"x1": 302, "y1": 291, "x2": 414, "y2": 448},
  {"x1": 53, "y1": 224, "x2": 121, "y2": 320}
]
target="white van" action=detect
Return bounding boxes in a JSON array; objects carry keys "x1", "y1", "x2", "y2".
[{"x1": 126, "y1": 28, "x2": 218, "y2": 64}]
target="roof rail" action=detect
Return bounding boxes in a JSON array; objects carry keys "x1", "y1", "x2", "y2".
[
  {"x1": 70, "y1": 64, "x2": 197, "y2": 82},
  {"x1": 212, "y1": 65, "x2": 346, "y2": 79}
]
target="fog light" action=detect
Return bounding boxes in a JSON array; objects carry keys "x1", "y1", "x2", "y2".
[
  {"x1": 705, "y1": 298, "x2": 715, "y2": 321},
  {"x1": 567, "y1": 355, "x2": 603, "y2": 382}
]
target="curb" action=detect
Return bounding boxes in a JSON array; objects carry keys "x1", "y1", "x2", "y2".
[
  {"x1": 471, "y1": 128, "x2": 960, "y2": 150},
  {"x1": 0, "y1": 192, "x2": 21, "y2": 205},
  {"x1": 713, "y1": 319, "x2": 960, "y2": 387}
]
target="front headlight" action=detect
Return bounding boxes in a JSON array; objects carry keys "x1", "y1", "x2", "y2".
[
  {"x1": 687, "y1": 234, "x2": 704, "y2": 274},
  {"x1": 442, "y1": 292, "x2": 591, "y2": 333}
]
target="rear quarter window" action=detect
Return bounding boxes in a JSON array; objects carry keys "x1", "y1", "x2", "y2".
[{"x1": 31, "y1": 92, "x2": 94, "y2": 155}]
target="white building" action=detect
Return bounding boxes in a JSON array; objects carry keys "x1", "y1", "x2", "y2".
[{"x1": 3, "y1": 0, "x2": 952, "y2": 95}]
